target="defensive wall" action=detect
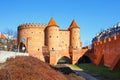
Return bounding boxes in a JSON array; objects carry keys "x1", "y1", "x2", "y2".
[
  {"x1": 17, "y1": 18, "x2": 82, "y2": 65},
  {"x1": 17, "y1": 18, "x2": 120, "y2": 70},
  {"x1": 92, "y1": 34, "x2": 120, "y2": 70},
  {"x1": 18, "y1": 23, "x2": 46, "y2": 61}
]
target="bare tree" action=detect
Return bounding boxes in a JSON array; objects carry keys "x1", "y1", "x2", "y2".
[{"x1": 4, "y1": 28, "x2": 17, "y2": 51}]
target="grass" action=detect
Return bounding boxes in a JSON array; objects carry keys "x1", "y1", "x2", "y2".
[
  {"x1": 69, "y1": 64, "x2": 80, "y2": 69},
  {"x1": 75, "y1": 63, "x2": 120, "y2": 80},
  {"x1": 58, "y1": 59, "x2": 66, "y2": 63},
  {"x1": 57, "y1": 58, "x2": 70, "y2": 64}
]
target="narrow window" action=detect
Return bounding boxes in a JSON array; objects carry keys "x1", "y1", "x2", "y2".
[{"x1": 52, "y1": 48, "x2": 54, "y2": 50}]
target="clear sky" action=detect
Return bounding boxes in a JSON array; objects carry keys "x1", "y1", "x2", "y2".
[{"x1": 0, "y1": 0, "x2": 120, "y2": 46}]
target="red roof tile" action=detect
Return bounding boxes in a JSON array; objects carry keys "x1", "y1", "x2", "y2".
[
  {"x1": 48, "y1": 18, "x2": 58, "y2": 27},
  {"x1": 69, "y1": 20, "x2": 79, "y2": 29},
  {"x1": 0, "y1": 34, "x2": 6, "y2": 39}
]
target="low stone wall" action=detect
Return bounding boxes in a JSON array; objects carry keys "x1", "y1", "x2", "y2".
[{"x1": 0, "y1": 51, "x2": 29, "y2": 63}]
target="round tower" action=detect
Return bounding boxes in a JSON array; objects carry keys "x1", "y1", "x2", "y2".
[
  {"x1": 45, "y1": 18, "x2": 59, "y2": 51},
  {"x1": 18, "y1": 23, "x2": 46, "y2": 61},
  {"x1": 69, "y1": 20, "x2": 81, "y2": 50}
]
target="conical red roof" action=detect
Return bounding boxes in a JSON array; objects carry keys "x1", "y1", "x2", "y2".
[
  {"x1": 48, "y1": 18, "x2": 58, "y2": 27},
  {"x1": 69, "y1": 20, "x2": 79, "y2": 29}
]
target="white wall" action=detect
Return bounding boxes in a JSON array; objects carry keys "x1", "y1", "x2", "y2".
[{"x1": 0, "y1": 51, "x2": 29, "y2": 63}]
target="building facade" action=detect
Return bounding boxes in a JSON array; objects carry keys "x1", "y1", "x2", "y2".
[
  {"x1": 18, "y1": 18, "x2": 82, "y2": 64},
  {"x1": 0, "y1": 33, "x2": 16, "y2": 51}
]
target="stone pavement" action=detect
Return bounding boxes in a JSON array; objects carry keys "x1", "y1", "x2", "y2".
[{"x1": 65, "y1": 64, "x2": 97, "y2": 80}]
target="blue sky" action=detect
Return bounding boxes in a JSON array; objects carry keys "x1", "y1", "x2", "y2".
[{"x1": 0, "y1": 0, "x2": 120, "y2": 46}]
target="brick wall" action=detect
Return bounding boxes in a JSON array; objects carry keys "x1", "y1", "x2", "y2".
[{"x1": 92, "y1": 34, "x2": 120, "y2": 70}]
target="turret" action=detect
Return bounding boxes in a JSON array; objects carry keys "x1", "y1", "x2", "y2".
[
  {"x1": 69, "y1": 20, "x2": 81, "y2": 50},
  {"x1": 45, "y1": 18, "x2": 59, "y2": 51}
]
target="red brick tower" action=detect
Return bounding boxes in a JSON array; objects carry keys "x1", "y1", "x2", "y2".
[
  {"x1": 45, "y1": 18, "x2": 59, "y2": 51},
  {"x1": 69, "y1": 20, "x2": 81, "y2": 50},
  {"x1": 69, "y1": 20, "x2": 82, "y2": 64},
  {"x1": 45, "y1": 18, "x2": 60, "y2": 65},
  {"x1": 18, "y1": 24, "x2": 46, "y2": 61}
]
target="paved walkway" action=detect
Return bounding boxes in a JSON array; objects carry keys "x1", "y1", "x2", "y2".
[{"x1": 65, "y1": 64, "x2": 97, "y2": 80}]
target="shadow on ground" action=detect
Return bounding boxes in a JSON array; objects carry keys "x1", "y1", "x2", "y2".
[{"x1": 52, "y1": 64, "x2": 85, "y2": 80}]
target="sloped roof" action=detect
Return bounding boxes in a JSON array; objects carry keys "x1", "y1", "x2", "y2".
[
  {"x1": 69, "y1": 20, "x2": 79, "y2": 29},
  {"x1": 47, "y1": 18, "x2": 58, "y2": 27},
  {"x1": 0, "y1": 34, "x2": 6, "y2": 39}
]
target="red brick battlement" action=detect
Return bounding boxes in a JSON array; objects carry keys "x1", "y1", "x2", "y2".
[
  {"x1": 18, "y1": 23, "x2": 47, "y2": 30},
  {"x1": 92, "y1": 34, "x2": 120, "y2": 70}
]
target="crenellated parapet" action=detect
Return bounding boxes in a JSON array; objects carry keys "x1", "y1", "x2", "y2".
[
  {"x1": 93, "y1": 34, "x2": 120, "y2": 46},
  {"x1": 92, "y1": 33, "x2": 120, "y2": 69},
  {"x1": 18, "y1": 23, "x2": 47, "y2": 30}
]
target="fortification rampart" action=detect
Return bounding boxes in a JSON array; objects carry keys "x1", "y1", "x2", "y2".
[
  {"x1": 17, "y1": 18, "x2": 82, "y2": 65},
  {"x1": 18, "y1": 23, "x2": 47, "y2": 61},
  {"x1": 92, "y1": 34, "x2": 120, "y2": 69}
]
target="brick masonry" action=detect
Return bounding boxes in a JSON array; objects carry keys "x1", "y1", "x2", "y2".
[
  {"x1": 18, "y1": 18, "x2": 82, "y2": 65},
  {"x1": 17, "y1": 18, "x2": 120, "y2": 70},
  {"x1": 92, "y1": 35, "x2": 120, "y2": 70}
]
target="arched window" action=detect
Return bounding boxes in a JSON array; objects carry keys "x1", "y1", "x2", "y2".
[{"x1": 19, "y1": 42, "x2": 26, "y2": 53}]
